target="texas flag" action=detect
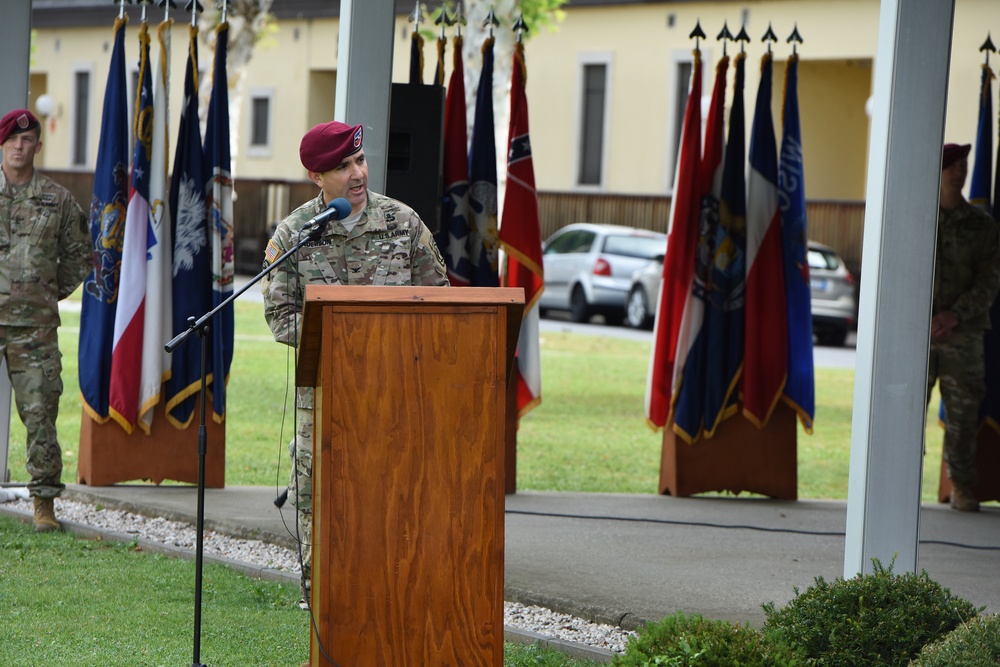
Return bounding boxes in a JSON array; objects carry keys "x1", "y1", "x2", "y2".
[{"x1": 743, "y1": 52, "x2": 788, "y2": 428}]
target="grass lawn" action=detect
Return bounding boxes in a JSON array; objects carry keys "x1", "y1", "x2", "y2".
[{"x1": 3, "y1": 293, "x2": 949, "y2": 502}]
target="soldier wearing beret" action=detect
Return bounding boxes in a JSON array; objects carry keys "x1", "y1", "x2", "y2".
[
  {"x1": 0, "y1": 109, "x2": 91, "y2": 531},
  {"x1": 929, "y1": 142, "x2": 1000, "y2": 512},
  {"x1": 261, "y1": 120, "x2": 448, "y2": 606}
]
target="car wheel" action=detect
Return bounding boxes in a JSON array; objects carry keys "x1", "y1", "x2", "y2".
[
  {"x1": 625, "y1": 287, "x2": 650, "y2": 329},
  {"x1": 817, "y1": 327, "x2": 848, "y2": 347},
  {"x1": 569, "y1": 285, "x2": 591, "y2": 323}
]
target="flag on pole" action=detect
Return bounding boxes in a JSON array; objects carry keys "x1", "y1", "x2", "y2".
[
  {"x1": 437, "y1": 34, "x2": 472, "y2": 286},
  {"x1": 671, "y1": 54, "x2": 728, "y2": 443},
  {"x1": 409, "y1": 27, "x2": 424, "y2": 84},
  {"x1": 467, "y1": 36, "x2": 500, "y2": 287},
  {"x1": 779, "y1": 53, "x2": 815, "y2": 432},
  {"x1": 164, "y1": 25, "x2": 208, "y2": 428},
  {"x1": 645, "y1": 50, "x2": 703, "y2": 429},
  {"x1": 204, "y1": 21, "x2": 235, "y2": 423},
  {"x1": 702, "y1": 51, "x2": 747, "y2": 437},
  {"x1": 743, "y1": 52, "x2": 788, "y2": 428},
  {"x1": 79, "y1": 16, "x2": 130, "y2": 423},
  {"x1": 500, "y1": 41, "x2": 544, "y2": 418},
  {"x1": 970, "y1": 63, "x2": 994, "y2": 210},
  {"x1": 136, "y1": 18, "x2": 174, "y2": 434},
  {"x1": 433, "y1": 33, "x2": 446, "y2": 86},
  {"x1": 108, "y1": 21, "x2": 154, "y2": 433}
]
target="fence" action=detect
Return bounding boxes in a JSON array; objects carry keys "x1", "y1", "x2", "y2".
[{"x1": 45, "y1": 171, "x2": 866, "y2": 278}]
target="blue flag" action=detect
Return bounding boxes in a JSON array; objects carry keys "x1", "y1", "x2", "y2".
[
  {"x1": 970, "y1": 64, "x2": 994, "y2": 209},
  {"x1": 779, "y1": 54, "x2": 815, "y2": 432},
  {"x1": 702, "y1": 52, "x2": 748, "y2": 437},
  {"x1": 79, "y1": 17, "x2": 130, "y2": 423},
  {"x1": 204, "y1": 22, "x2": 235, "y2": 423},
  {"x1": 164, "y1": 26, "x2": 209, "y2": 428},
  {"x1": 467, "y1": 36, "x2": 499, "y2": 287},
  {"x1": 979, "y1": 63, "x2": 1000, "y2": 434}
]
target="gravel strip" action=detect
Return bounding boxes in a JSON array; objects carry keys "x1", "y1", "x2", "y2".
[{"x1": 4, "y1": 495, "x2": 634, "y2": 655}]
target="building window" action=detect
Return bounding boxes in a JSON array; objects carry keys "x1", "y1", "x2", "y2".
[
  {"x1": 248, "y1": 88, "x2": 273, "y2": 157},
  {"x1": 577, "y1": 61, "x2": 608, "y2": 186},
  {"x1": 73, "y1": 69, "x2": 91, "y2": 166}
]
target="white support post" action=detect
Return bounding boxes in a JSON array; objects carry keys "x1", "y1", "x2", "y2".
[
  {"x1": 335, "y1": 0, "x2": 396, "y2": 193},
  {"x1": 845, "y1": 0, "x2": 956, "y2": 577},
  {"x1": 0, "y1": 1, "x2": 31, "y2": 482}
]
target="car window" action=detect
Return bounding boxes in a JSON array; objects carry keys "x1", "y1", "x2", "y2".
[
  {"x1": 807, "y1": 248, "x2": 839, "y2": 270},
  {"x1": 545, "y1": 230, "x2": 595, "y2": 255},
  {"x1": 603, "y1": 234, "x2": 667, "y2": 260}
]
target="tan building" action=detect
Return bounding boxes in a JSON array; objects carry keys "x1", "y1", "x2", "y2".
[{"x1": 27, "y1": 0, "x2": 1000, "y2": 270}]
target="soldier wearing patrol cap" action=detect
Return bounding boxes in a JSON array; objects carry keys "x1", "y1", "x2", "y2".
[
  {"x1": 261, "y1": 120, "x2": 448, "y2": 606},
  {"x1": 929, "y1": 142, "x2": 1000, "y2": 512},
  {"x1": 0, "y1": 108, "x2": 91, "y2": 531}
]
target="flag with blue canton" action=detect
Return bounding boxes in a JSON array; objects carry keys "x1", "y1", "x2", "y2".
[
  {"x1": 779, "y1": 53, "x2": 815, "y2": 432},
  {"x1": 467, "y1": 36, "x2": 500, "y2": 287},
  {"x1": 437, "y1": 34, "x2": 472, "y2": 285},
  {"x1": 79, "y1": 17, "x2": 130, "y2": 423},
  {"x1": 164, "y1": 25, "x2": 209, "y2": 428},
  {"x1": 204, "y1": 22, "x2": 235, "y2": 423}
]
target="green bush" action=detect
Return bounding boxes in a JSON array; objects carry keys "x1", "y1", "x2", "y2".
[
  {"x1": 611, "y1": 611, "x2": 803, "y2": 667},
  {"x1": 762, "y1": 558, "x2": 981, "y2": 667},
  {"x1": 910, "y1": 613, "x2": 1000, "y2": 667}
]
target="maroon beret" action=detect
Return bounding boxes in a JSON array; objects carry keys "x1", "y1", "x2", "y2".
[
  {"x1": 299, "y1": 121, "x2": 364, "y2": 173},
  {"x1": 942, "y1": 143, "x2": 971, "y2": 170},
  {"x1": 0, "y1": 109, "x2": 40, "y2": 145}
]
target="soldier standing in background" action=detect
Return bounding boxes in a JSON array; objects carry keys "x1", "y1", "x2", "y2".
[
  {"x1": 261, "y1": 120, "x2": 448, "y2": 609},
  {"x1": 930, "y1": 142, "x2": 1000, "y2": 512},
  {"x1": 0, "y1": 109, "x2": 91, "y2": 531}
]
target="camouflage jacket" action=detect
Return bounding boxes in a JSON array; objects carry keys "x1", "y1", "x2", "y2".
[
  {"x1": 262, "y1": 190, "x2": 449, "y2": 346},
  {"x1": 934, "y1": 200, "x2": 1000, "y2": 334},
  {"x1": 0, "y1": 168, "x2": 90, "y2": 326}
]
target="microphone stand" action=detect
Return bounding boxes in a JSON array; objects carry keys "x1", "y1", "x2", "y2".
[{"x1": 164, "y1": 223, "x2": 326, "y2": 667}]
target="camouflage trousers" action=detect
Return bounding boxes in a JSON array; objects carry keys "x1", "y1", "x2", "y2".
[
  {"x1": 287, "y1": 387, "x2": 314, "y2": 600},
  {"x1": 0, "y1": 326, "x2": 64, "y2": 499},
  {"x1": 927, "y1": 331, "x2": 984, "y2": 488}
]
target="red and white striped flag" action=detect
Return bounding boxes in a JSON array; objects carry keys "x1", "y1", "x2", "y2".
[{"x1": 743, "y1": 52, "x2": 788, "y2": 427}]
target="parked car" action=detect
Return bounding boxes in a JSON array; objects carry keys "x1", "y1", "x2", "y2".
[
  {"x1": 539, "y1": 223, "x2": 669, "y2": 324},
  {"x1": 623, "y1": 240, "x2": 858, "y2": 347}
]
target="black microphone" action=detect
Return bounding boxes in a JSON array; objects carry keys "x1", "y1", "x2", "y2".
[{"x1": 303, "y1": 197, "x2": 353, "y2": 232}]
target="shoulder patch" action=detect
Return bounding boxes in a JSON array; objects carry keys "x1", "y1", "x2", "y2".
[{"x1": 265, "y1": 239, "x2": 280, "y2": 264}]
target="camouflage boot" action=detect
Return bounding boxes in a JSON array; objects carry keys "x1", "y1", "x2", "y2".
[
  {"x1": 33, "y1": 497, "x2": 60, "y2": 532},
  {"x1": 950, "y1": 484, "x2": 980, "y2": 512}
]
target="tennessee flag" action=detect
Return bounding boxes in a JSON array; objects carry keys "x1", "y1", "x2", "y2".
[
  {"x1": 500, "y1": 41, "x2": 543, "y2": 418},
  {"x1": 467, "y1": 36, "x2": 500, "y2": 287},
  {"x1": 779, "y1": 54, "x2": 815, "y2": 432},
  {"x1": 108, "y1": 21, "x2": 154, "y2": 433},
  {"x1": 165, "y1": 25, "x2": 208, "y2": 428},
  {"x1": 743, "y1": 52, "x2": 788, "y2": 428},
  {"x1": 137, "y1": 18, "x2": 174, "y2": 434},
  {"x1": 79, "y1": 17, "x2": 129, "y2": 422},
  {"x1": 645, "y1": 50, "x2": 703, "y2": 429},
  {"x1": 672, "y1": 54, "x2": 728, "y2": 443},
  {"x1": 204, "y1": 21, "x2": 235, "y2": 423},
  {"x1": 437, "y1": 33, "x2": 472, "y2": 286}
]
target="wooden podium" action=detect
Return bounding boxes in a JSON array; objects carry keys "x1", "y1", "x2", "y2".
[
  {"x1": 659, "y1": 402, "x2": 798, "y2": 500},
  {"x1": 297, "y1": 285, "x2": 524, "y2": 667}
]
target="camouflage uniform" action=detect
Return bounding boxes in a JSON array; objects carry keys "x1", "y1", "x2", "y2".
[
  {"x1": 261, "y1": 189, "x2": 448, "y2": 597},
  {"x1": 0, "y1": 168, "x2": 90, "y2": 498},
  {"x1": 928, "y1": 201, "x2": 1000, "y2": 488}
]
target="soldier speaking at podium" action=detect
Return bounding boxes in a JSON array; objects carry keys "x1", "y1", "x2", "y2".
[{"x1": 261, "y1": 120, "x2": 448, "y2": 606}]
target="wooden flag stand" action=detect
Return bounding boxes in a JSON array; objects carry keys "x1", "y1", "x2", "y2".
[
  {"x1": 77, "y1": 401, "x2": 225, "y2": 487},
  {"x1": 937, "y1": 425, "x2": 1000, "y2": 504},
  {"x1": 659, "y1": 402, "x2": 798, "y2": 500}
]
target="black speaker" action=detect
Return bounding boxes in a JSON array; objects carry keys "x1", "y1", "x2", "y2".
[{"x1": 385, "y1": 82, "x2": 445, "y2": 235}]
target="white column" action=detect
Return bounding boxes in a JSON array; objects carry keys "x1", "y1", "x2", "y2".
[
  {"x1": 0, "y1": 1, "x2": 31, "y2": 481},
  {"x1": 845, "y1": 0, "x2": 956, "y2": 576},
  {"x1": 335, "y1": 0, "x2": 395, "y2": 193}
]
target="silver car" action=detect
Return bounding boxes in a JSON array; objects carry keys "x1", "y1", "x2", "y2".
[
  {"x1": 624, "y1": 240, "x2": 858, "y2": 347},
  {"x1": 539, "y1": 223, "x2": 669, "y2": 324}
]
